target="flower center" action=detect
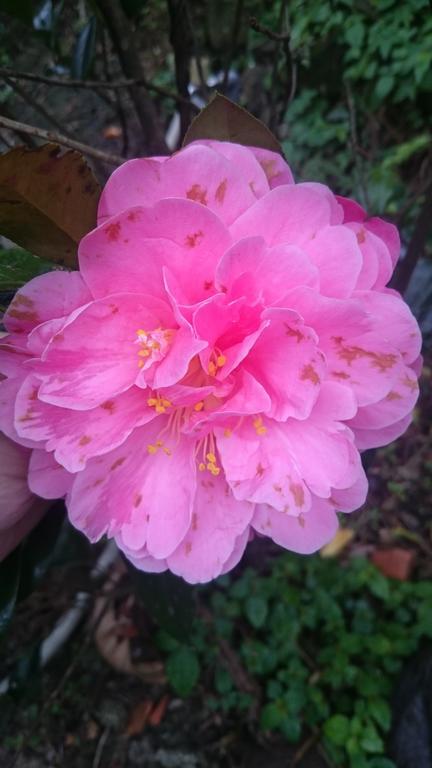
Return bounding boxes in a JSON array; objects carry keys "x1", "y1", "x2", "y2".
[{"x1": 135, "y1": 327, "x2": 175, "y2": 370}]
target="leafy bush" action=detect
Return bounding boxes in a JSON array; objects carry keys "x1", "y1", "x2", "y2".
[{"x1": 161, "y1": 553, "x2": 432, "y2": 768}]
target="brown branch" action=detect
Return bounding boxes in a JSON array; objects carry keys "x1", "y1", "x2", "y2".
[
  {"x1": 3, "y1": 76, "x2": 74, "y2": 138},
  {"x1": 0, "y1": 67, "x2": 198, "y2": 112},
  {"x1": 0, "y1": 115, "x2": 124, "y2": 165},
  {"x1": 391, "y1": 179, "x2": 432, "y2": 294},
  {"x1": 95, "y1": 0, "x2": 168, "y2": 154},
  {"x1": 249, "y1": 15, "x2": 291, "y2": 41}
]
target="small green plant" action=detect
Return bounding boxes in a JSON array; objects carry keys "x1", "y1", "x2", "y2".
[{"x1": 160, "y1": 553, "x2": 432, "y2": 768}]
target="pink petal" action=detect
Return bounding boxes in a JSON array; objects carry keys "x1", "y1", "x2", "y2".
[
  {"x1": 36, "y1": 293, "x2": 173, "y2": 409},
  {"x1": 193, "y1": 141, "x2": 270, "y2": 198},
  {"x1": 230, "y1": 184, "x2": 333, "y2": 247},
  {"x1": 28, "y1": 449, "x2": 74, "y2": 498},
  {"x1": 303, "y1": 225, "x2": 362, "y2": 298},
  {"x1": 244, "y1": 308, "x2": 324, "y2": 420},
  {"x1": 247, "y1": 147, "x2": 295, "y2": 188},
  {"x1": 15, "y1": 375, "x2": 156, "y2": 472},
  {"x1": 352, "y1": 413, "x2": 413, "y2": 450},
  {"x1": 331, "y1": 467, "x2": 368, "y2": 512},
  {"x1": 347, "y1": 364, "x2": 419, "y2": 431},
  {"x1": 167, "y1": 473, "x2": 253, "y2": 583},
  {"x1": 353, "y1": 290, "x2": 422, "y2": 364},
  {"x1": 67, "y1": 424, "x2": 196, "y2": 558},
  {"x1": 252, "y1": 496, "x2": 339, "y2": 554},
  {"x1": 4, "y1": 271, "x2": 91, "y2": 335},
  {"x1": 80, "y1": 200, "x2": 232, "y2": 304},
  {"x1": 99, "y1": 144, "x2": 259, "y2": 226}
]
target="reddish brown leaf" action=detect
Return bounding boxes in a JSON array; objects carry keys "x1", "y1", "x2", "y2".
[
  {"x1": 148, "y1": 695, "x2": 169, "y2": 727},
  {"x1": 371, "y1": 547, "x2": 416, "y2": 581},
  {"x1": 0, "y1": 143, "x2": 100, "y2": 267},
  {"x1": 126, "y1": 700, "x2": 153, "y2": 736},
  {"x1": 183, "y1": 93, "x2": 283, "y2": 155}
]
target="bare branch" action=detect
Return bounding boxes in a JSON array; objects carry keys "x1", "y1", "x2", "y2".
[
  {"x1": 0, "y1": 115, "x2": 124, "y2": 166},
  {"x1": 3, "y1": 75, "x2": 74, "y2": 139},
  {"x1": 249, "y1": 15, "x2": 291, "y2": 41},
  {"x1": 0, "y1": 67, "x2": 198, "y2": 112}
]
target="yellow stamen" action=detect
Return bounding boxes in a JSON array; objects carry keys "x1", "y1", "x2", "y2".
[
  {"x1": 216, "y1": 354, "x2": 226, "y2": 367},
  {"x1": 194, "y1": 401, "x2": 204, "y2": 412},
  {"x1": 147, "y1": 444, "x2": 157, "y2": 454},
  {"x1": 206, "y1": 452, "x2": 217, "y2": 463}
]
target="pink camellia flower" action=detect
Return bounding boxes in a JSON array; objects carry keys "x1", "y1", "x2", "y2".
[
  {"x1": 0, "y1": 141, "x2": 422, "y2": 582},
  {"x1": 0, "y1": 433, "x2": 45, "y2": 561}
]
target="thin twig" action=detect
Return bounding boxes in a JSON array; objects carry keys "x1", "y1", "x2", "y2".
[
  {"x1": 0, "y1": 115, "x2": 124, "y2": 165},
  {"x1": 0, "y1": 67, "x2": 198, "y2": 111},
  {"x1": 250, "y1": 15, "x2": 291, "y2": 41},
  {"x1": 345, "y1": 80, "x2": 370, "y2": 209},
  {"x1": 92, "y1": 727, "x2": 110, "y2": 768},
  {"x1": 3, "y1": 76, "x2": 74, "y2": 138}
]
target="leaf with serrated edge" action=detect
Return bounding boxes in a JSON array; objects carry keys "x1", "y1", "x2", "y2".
[
  {"x1": 183, "y1": 93, "x2": 283, "y2": 156},
  {"x1": 0, "y1": 144, "x2": 100, "y2": 267}
]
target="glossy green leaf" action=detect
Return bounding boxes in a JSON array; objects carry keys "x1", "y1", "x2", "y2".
[
  {"x1": 183, "y1": 93, "x2": 283, "y2": 155},
  {"x1": 324, "y1": 714, "x2": 351, "y2": 746},
  {"x1": 0, "y1": 144, "x2": 100, "y2": 267},
  {"x1": 72, "y1": 17, "x2": 97, "y2": 79},
  {"x1": 0, "y1": 248, "x2": 53, "y2": 292},
  {"x1": 166, "y1": 645, "x2": 200, "y2": 696}
]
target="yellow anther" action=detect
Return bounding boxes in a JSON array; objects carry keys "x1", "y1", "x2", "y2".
[
  {"x1": 147, "y1": 398, "x2": 157, "y2": 406},
  {"x1": 155, "y1": 405, "x2": 166, "y2": 413},
  {"x1": 139, "y1": 349, "x2": 151, "y2": 357},
  {"x1": 198, "y1": 462, "x2": 206, "y2": 472},
  {"x1": 216, "y1": 354, "x2": 226, "y2": 367},
  {"x1": 208, "y1": 361, "x2": 217, "y2": 376},
  {"x1": 206, "y1": 452, "x2": 217, "y2": 463},
  {"x1": 161, "y1": 399, "x2": 172, "y2": 408},
  {"x1": 147, "y1": 444, "x2": 157, "y2": 454},
  {"x1": 137, "y1": 329, "x2": 146, "y2": 335},
  {"x1": 151, "y1": 342, "x2": 161, "y2": 350},
  {"x1": 194, "y1": 401, "x2": 204, "y2": 412},
  {"x1": 207, "y1": 463, "x2": 220, "y2": 476},
  {"x1": 156, "y1": 440, "x2": 163, "y2": 447},
  {"x1": 138, "y1": 360, "x2": 144, "y2": 368},
  {"x1": 253, "y1": 416, "x2": 267, "y2": 436},
  {"x1": 256, "y1": 426, "x2": 267, "y2": 435},
  {"x1": 224, "y1": 428, "x2": 232, "y2": 438},
  {"x1": 163, "y1": 447, "x2": 172, "y2": 456}
]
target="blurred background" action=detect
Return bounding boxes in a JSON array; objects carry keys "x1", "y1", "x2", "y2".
[{"x1": 0, "y1": 1, "x2": 432, "y2": 767}]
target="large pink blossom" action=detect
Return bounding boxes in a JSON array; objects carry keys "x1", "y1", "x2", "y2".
[{"x1": 0, "y1": 141, "x2": 421, "y2": 582}]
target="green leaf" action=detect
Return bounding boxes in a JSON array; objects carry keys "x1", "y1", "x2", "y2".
[
  {"x1": 0, "y1": 248, "x2": 53, "y2": 292},
  {"x1": 0, "y1": 546, "x2": 22, "y2": 635},
  {"x1": 245, "y1": 596, "x2": 268, "y2": 628},
  {"x1": 72, "y1": 17, "x2": 97, "y2": 79},
  {"x1": 323, "y1": 714, "x2": 351, "y2": 746},
  {"x1": 0, "y1": 144, "x2": 100, "y2": 267},
  {"x1": 131, "y1": 569, "x2": 195, "y2": 641},
  {"x1": 166, "y1": 645, "x2": 200, "y2": 696},
  {"x1": 375, "y1": 75, "x2": 395, "y2": 99},
  {"x1": 360, "y1": 722, "x2": 385, "y2": 753},
  {"x1": 183, "y1": 93, "x2": 283, "y2": 155},
  {"x1": 368, "y1": 699, "x2": 391, "y2": 731},
  {"x1": 260, "y1": 701, "x2": 285, "y2": 730}
]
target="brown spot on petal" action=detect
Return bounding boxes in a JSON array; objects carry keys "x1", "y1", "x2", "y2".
[
  {"x1": 386, "y1": 391, "x2": 403, "y2": 401},
  {"x1": 101, "y1": 400, "x2": 115, "y2": 413},
  {"x1": 79, "y1": 435, "x2": 92, "y2": 446},
  {"x1": 215, "y1": 178, "x2": 228, "y2": 204},
  {"x1": 273, "y1": 484, "x2": 282, "y2": 493},
  {"x1": 186, "y1": 184, "x2": 208, "y2": 205},
  {"x1": 29, "y1": 387, "x2": 38, "y2": 401},
  {"x1": 332, "y1": 370, "x2": 350, "y2": 380},
  {"x1": 203, "y1": 280, "x2": 213, "y2": 291},
  {"x1": 333, "y1": 337, "x2": 398, "y2": 372},
  {"x1": 13, "y1": 294, "x2": 34, "y2": 308},
  {"x1": 185, "y1": 230, "x2": 204, "y2": 248},
  {"x1": 356, "y1": 228, "x2": 366, "y2": 244},
  {"x1": 256, "y1": 463, "x2": 265, "y2": 477},
  {"x1": 192, "y1": 513, "x2": 198, "y2": 531},
  {"x1": 8, "y1": 309, "x2": 39, "y2": 323},
  {"x1": 134, "y1": 493, "x2": 143, "y2": 508},
  {"x1": 401, "y1": 376, "x2": 417, "y2": 391},
  {"x1": 298, "y1": 514, "x2": 306, "y2": 528},
  {"x1": 259, "y1": 158, "x2": 277, "y2": 180},
  {"x1": 300, "y1": 364, "x2": 320, "y2": 385},
  {"x1": 285, "y1": 324, "x2": 305, "y2": 343},
  {"x1": 127, "y1": 211, "x2": 139, "y2": 222},
  {"x1": 109, "y1": 304, "x2": 119, "y2": 314},
  {"x1": 111, "y1": 457, "x2": 126, "y2": 470},
  {"x1": 53, "y1": 333, "x2": 64, "y2": 343},
  {"x1": 105, "y1": 222, "x2": 121, "y2": 241},
  {"x1": 290, "y1": 482, "x2": 305, "y2": 507},
  {"x1": 185, "y1": 542, "x2": 192, "y2": 555}
]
